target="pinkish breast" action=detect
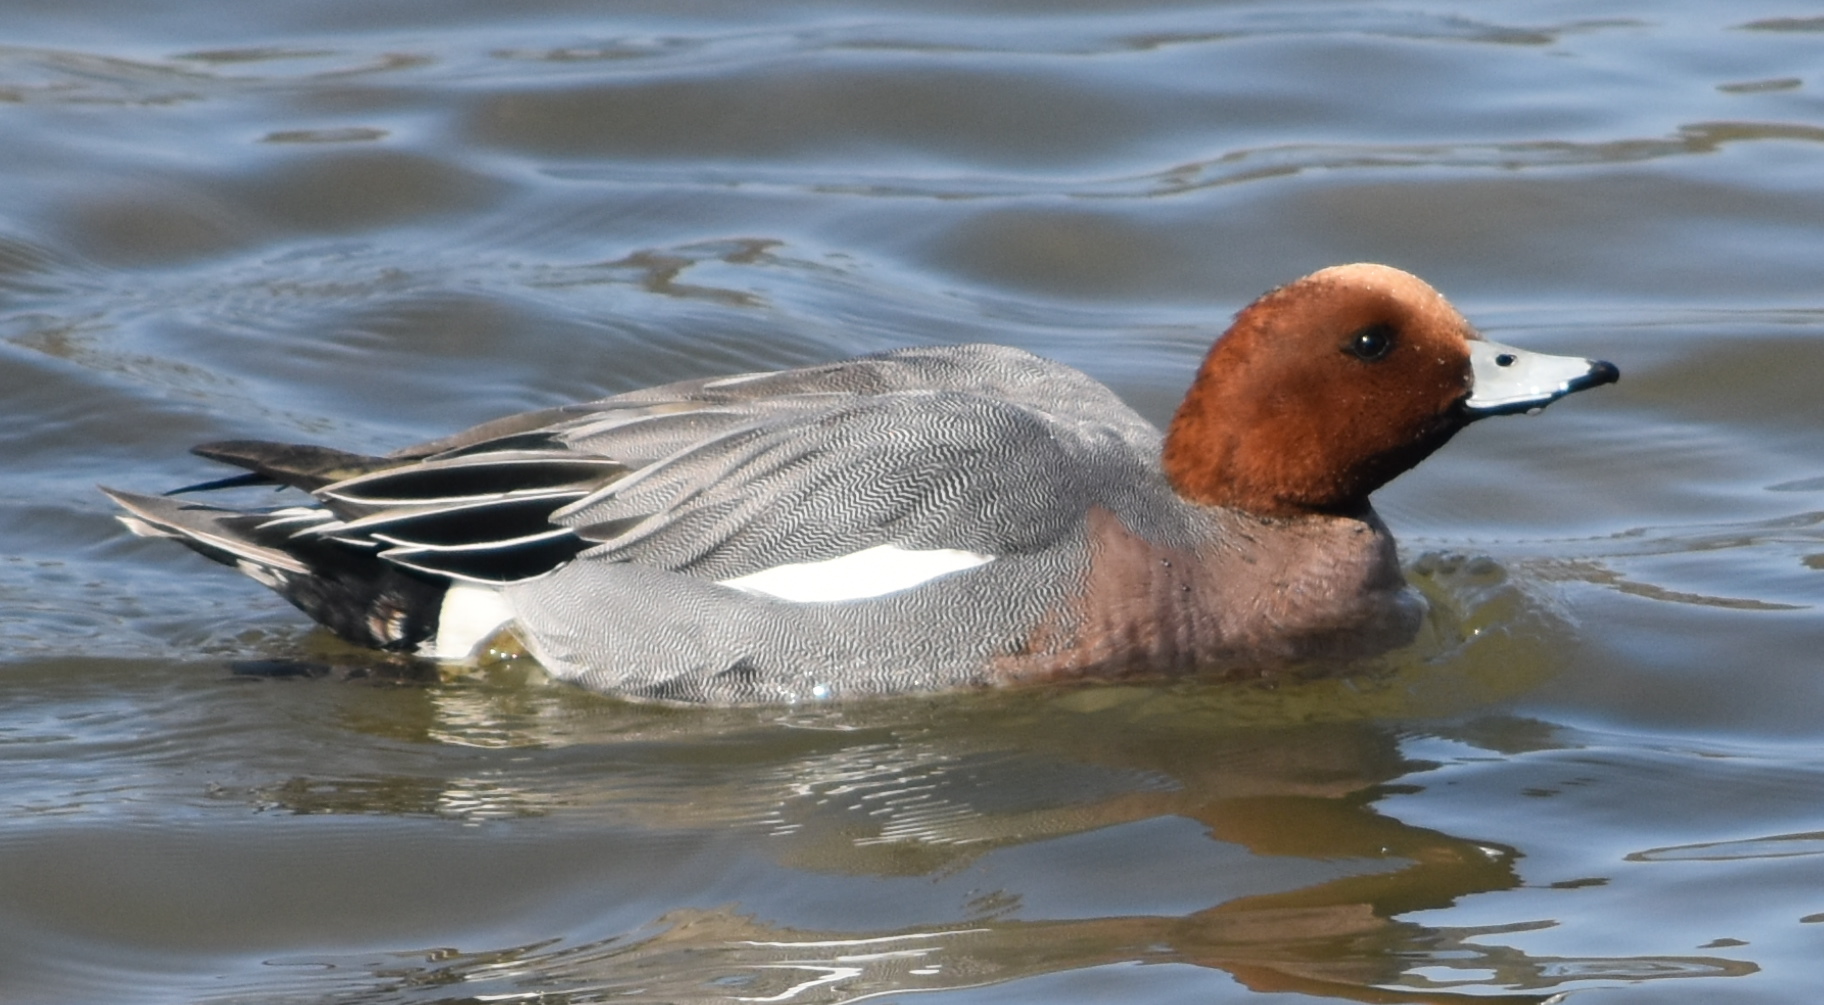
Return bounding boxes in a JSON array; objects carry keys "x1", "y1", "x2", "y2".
[{"x1": 989, "y1": 506, "x2": 1422, "y2": 685}]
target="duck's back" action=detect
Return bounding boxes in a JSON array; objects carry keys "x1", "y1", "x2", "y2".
[
  {"x1": 484, "y1": 345, "x2": 1177, "y2": 701},
  {"x1": 111, "y1": 344, "x2": 1198, "y2": 702}
]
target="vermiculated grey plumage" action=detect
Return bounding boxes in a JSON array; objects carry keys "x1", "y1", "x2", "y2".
[{"x1": 105, "y1": 345, "x2": 1185, "y2": 702}]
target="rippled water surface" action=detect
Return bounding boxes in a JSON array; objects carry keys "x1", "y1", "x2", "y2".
[{"x1": 3, "y1": 1, "x2": 1823, "y2": 1002}]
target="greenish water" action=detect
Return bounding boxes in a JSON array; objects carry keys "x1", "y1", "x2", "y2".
[{"x1": 3, "y1": 2, "x2": 1822, "y2": 1002}]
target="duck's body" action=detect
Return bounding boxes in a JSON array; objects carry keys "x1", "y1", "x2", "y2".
[{"x1": 107, "y1": 264, "x2": 1617, "y2": 703}]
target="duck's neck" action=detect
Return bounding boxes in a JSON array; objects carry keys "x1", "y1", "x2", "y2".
[
  {"x1": 1160, "y1": 350, "x2": 1363, "y2": 519},
  {"x1": 1159, "y1": 345, "x2": 1453, "y2": 520}
]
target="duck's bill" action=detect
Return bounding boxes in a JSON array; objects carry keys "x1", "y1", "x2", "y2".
[{"x1": 1463, "y1": 339, "x2": 1620, "y2": 418}]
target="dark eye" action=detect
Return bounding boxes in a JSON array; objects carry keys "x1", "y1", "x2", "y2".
[{"x1": 1346, "y1": 323, "x2": 1396, "y2": 361}]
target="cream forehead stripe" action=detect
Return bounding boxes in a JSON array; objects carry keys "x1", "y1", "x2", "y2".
[{"x1": 717, "y1": 545, "x2": 996, "y2": 603}]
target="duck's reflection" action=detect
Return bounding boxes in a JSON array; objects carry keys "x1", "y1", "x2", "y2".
[{"x1": 228, "y1": 668, "x2": 1753, "y2": 1004}]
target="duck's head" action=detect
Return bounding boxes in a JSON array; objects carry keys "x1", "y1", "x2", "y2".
[{"x1": 1162, "y1": 263, "x2": 1618, "y2": 517}]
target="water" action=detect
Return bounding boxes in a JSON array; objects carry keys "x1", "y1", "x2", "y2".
[{"x1": 2, "y1": 1, "x2": 1822, "y2": 1001}]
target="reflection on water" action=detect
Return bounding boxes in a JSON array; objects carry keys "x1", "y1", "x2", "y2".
[{"x1": 159, "y1": 678, "x2": 1754, "y2": 1004}]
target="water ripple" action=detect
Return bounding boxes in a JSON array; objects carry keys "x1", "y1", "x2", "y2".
[
  {"x1": 540, "y1": 122, "x2": 1824, "y2": 203},
  {"x1": 1628, "y1": 831, "x2": 1824, "y2": 863}
]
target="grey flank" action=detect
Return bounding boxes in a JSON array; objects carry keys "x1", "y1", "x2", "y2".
[{"x1": 109, "y1": 345, "x2": 1199, "y2": 703}]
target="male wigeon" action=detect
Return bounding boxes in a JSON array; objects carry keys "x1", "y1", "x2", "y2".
[{"x1": 105, "y1": 264, "x2": 1617, "y2": 703}]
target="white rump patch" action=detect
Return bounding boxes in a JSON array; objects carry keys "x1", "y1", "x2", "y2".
[
  {"x1": 717, "y1": 545, "x2": 995, "y2": 603},
  {"x1": 428, "y1": 583, "x2": 516, "y2": 660}
]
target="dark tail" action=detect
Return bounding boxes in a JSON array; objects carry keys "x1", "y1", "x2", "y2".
[
  {"x1": 102, "y1": 487, "x2": 446, "y2": 651},
  {"x1": 181, "y1": 440, "x2": 401, "y2": 493}
]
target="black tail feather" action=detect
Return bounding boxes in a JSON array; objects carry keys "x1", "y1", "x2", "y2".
[
  {"x1": 106, "y1": 433, "x2": 618, "y2": 651},
  {"x1": 190, "y1": 440, "x2": 399, "y2": 493},
  {"x1": 103, "y1": 488, "x2": 446, "y2": 652},
  {"x1": 166, "y1": 471, "x2": 278, "y2": 495}
]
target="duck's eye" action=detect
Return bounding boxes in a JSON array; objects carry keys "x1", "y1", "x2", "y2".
[{"x1": 1346, "y1": 323, "x2": 1396, "y2": 361}]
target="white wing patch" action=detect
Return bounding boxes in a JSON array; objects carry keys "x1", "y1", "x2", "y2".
[
  {"x1": 717, "y1": 545, "x2": 995, "y2": 603},
  {"x1": 428, "y1": 583, "x2": 516, "y2": 660}
]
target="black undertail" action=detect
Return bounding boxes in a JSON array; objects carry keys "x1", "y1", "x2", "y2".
[
  {"x1": 103, "y1": 489, "x2": 449, "y2": 651},
  {"x1": 105, "y1": 432, "x2": 627, "y2": 652},
  {"x1": 264, "y1": 533, "x2": 449, "y2": 652}
]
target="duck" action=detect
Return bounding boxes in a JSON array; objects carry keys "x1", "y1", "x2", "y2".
[{"x1": 104, "y1": 263, "x2": 1618, "y2": 704}]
